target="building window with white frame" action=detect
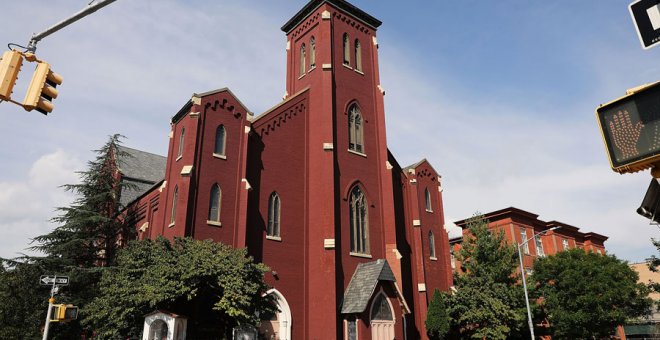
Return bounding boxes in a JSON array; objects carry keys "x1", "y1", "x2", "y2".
[
  {"x1": 350, "y1": 185, "x2": 369, "y2": 254},
  {"x1": 348, "y1": 104, "x2": 364, "y2": 153},
  {"x1": 170, "y1": 185, "x2": 178, "y2": 226},
  {"x1": 300, "y1": 43, "x2": 306, "y2": 76},
  {"x1": 343, "y1": 33, "x2": 350, "y2": 66},
  {"x1": 177, "y1": 127, "x2": 185, "y2": 159},
  {"x1": 429, "y1": 231, "x2": 436, "y2": 259},
  {"x1": 267, "y1": 192, "x2": 281, "y2": 238},
  {"x1": 310, "y1": 37, "x2": 316, "y2": 69},
  {"x1": 208, "y1": 184, "x2": 221, "y2": 223},
  {"x1": 354, "y1": 39, "x2": 362, "y2": 72},
  {"x1": 520, "y1": 228, "x2": 529, "y2": 255},
  {"x1": 214, "y1": 125, "x2": 226, "y2": 157},
  {"x1": 562, "y1": 238, "x2": 569, "y2": 251},
  {"x1": 535, "y1": 235, "x2": 545, "y2": 256},
  {"x1": 425, "y1": 187, "x2": 432, "y2": 212}
]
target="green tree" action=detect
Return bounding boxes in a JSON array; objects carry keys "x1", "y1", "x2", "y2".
[
  {"x1": 83, "y1": 237, "x2": 276, "y2": 339},
  {"x1": 448, "y1": 213, "x2": 526, "y2": 339},
  {"x1": 531, "y1": 248, "x2": 652, "y2": 339},
  {"x1": 0, "y1": 134, "x2": 135, "y2": 339},
  {"x1": 426, "y1": 289, "x2": 450, "y2": 340}
]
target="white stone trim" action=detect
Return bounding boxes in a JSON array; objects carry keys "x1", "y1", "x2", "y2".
[
  {"x1": 377, "y1": 85, "x2": 385, "y2": 95},
  {"x1": 372, "y1": 36, "x2": 378, "y2": 46},
  {"x1": 407, "y1": 168, "x2": 415, "y2": 175},
  {"x1": 393, "y1": 248, "x2": 402, "y2": 260},
  {"x1": 350, "y1": 252, "x2": 373, "y2": 259},
  {"x1": 139, "y1": 222, "x2": 149, "y2": 232},
  {"x1": 286, "y1": 40, "x2": 290, "y2": 51},
  {"x1": 212, "y1": 153, "x2": 227, "y2": 160},
  {"x1": 322, "y1": 63, "x2": 332, "y2": 70},
  {"x1": 438, "y1": 184, "x2": 443, "y2": 193},
  {"x1": 409, "y1": 178, "x2": 417, "y2": 184},
  {"x1": 264, "y1": 289, "x2": 292, "y2": 340},
  {"x1": 322, "y1": 10, "x2": 331, "y2": 19},
  {"x1": 244, "y1": 126, "x2": 251, "y2": 133},
  {"x1": 417, "y1": 283, "x2": 426, "y2": 292},
  {"x1": 242, "y1": 178, "x2": 252, "y2": 190},
  {"x1": 324, "y1": 239, "x2": 335, "y2": 249},
  {"x1": 323, "y1": 143, "x2": 334, "y2": 151},
  {"x1": 181, "y1": 165, "x2": 193, "y2": 176},
  {"x1": 159, "y1": 181, "x2": 167, "y2": 192},
  {"x1": 168, "y1": 130, "x2": 173, "y2": 138},
  {"x1": 189, "y1": 111, "x2": 200, "y2": 117},
  {"x1": 412, "y1": 219, "x2": 421, "y2": 227},
  {"x1": 207, "y1": 220, "x2": 222, "y2": 227},
  {"x1": 386, "y1": 161, "x2": 393, "y2": 170}
]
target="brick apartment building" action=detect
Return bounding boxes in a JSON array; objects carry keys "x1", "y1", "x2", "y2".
[
  {"x1": 113, "y1": 0, "x2": 453, "y2": 339},
  {"x1": 450, "y1": 207, "x2": 608, "y2": 274}
]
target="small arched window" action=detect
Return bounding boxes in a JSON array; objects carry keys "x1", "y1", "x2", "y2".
[
  {"x1": 170, "y1": 185, "x2": 178, "y2": 225},
  {"x1": 300, "y1": 43, "x2": 306, "y2": 76},
  {"x1": 177, "y1": 127, "x2": 185, "y2": 158},
  {"x1": 354, "y1": 39, "x2": 362, "y2": 72},
  {"x1": 267, "y1": 192, "x2": 281, "y2": 238},
  {"x1": 310, "y1": 37, "x2": 316, "y2": 69},
  {"x1": 343, "y1": 33, "x2": 350, "y2": 66},
  {"x1": 370, "y1": 293, "x2": 393, "y2": 321},
  {"x1": 214, "y1": 125, "x2": 226, "y2": 157},
  {"x1": 350, "y1": 185, "x2": 369, "y2": 254},
  {"x1": 348, "y1": 104, "x2": 364, "y2": 153},
  {"x1": 429, "y1": 231, "x2": 436, "y2": 259},
  {"x1": 208, "y1": 184, "x2": 221, "y2": 223},
  {"x1": 425, "y1": 187, "x2": 432, "y2": 212}
]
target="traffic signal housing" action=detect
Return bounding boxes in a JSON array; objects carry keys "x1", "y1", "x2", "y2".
[
  {"x1": 0, "y1": 50, "x2": 23, "y2": 101},
  {"x1": 596, "y1": 81, "x2": 660, "y2": 174},
  {"x1": 49, "y1": 304, "x2": 78, "y2": 322},
  {"x1": 23, "y1": 62, "x2": 62, "y2": 115}
]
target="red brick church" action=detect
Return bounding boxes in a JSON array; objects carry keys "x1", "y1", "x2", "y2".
[{"x1": 118, "y1": 0, "x2": 453, "y2": 338}]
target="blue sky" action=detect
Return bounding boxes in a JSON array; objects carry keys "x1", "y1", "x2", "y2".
[{"x1": 0, "y1": 0, "x2": 658, "y2": 262}]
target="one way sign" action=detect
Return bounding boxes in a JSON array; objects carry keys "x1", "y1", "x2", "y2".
[{"x1": 39, "y1": 275, "x2": 69, "y2": 285}]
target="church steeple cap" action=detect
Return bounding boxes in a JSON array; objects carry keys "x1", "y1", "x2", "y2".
[{"x1": 281, "y1": 0, "x2": 382, "y2": 34}]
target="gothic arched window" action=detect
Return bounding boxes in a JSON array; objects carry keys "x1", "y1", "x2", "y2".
[
  {"x1": 267, "y1": 192, "x2": 281, "y2": 238},
  {"x1": 348, "y1": 104, "x2": 364, "y2": 153},
  {"x1": 310, "y1": 37, "x2": 316, "y2": 69},
  {"x1": 429, "y1": 231, "x2": 436, "y2": 259},
  {"x1": 350, "y1": 185, "x2": 369, "y2": 254},
  {"x1": 354, "y1": 39, "x2": 362, "y2": 72},
  {"x1": 208, "y1": 184, "x2": 221, "y2": 223},
  {"x1": 343, "y1": 33, "x2": 350, "y2": 66},
  {"x1": 370, "y1": 293, "x2": 393, "y2": 321},
  {"x1": 170, "y1": 185, "x2": 178, "y2": 225},
  {"x1": 177, "y1": 127, "x2": 185, "y2": 158},
  {"x1": 425, "y1": 187, "x2": 432, "y2": 212},
  {"x1": 300, "y1": 43, "x2": 306, "y2": 76},
  {"x1": 214, "y1": 125, "x2": 226, "y2": 157}
]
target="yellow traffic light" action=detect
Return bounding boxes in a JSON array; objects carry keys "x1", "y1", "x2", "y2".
[
  {"x1": 23, "y1": 62, "x2": 62, "y2": 115},
  {"x1": 49, "y1": 304, "x2": 78, "y2": 322},
  {"x1": 0, "y1": 50, "x2": 24, "y2": 101}
]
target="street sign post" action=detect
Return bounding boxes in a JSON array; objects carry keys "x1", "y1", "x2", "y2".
[
  {"x1": 39, "y1": 275, "x2": 69, "y2": 286},
  {"x1": 630, "y1": 0, "x2": 660, "y2": 49}
]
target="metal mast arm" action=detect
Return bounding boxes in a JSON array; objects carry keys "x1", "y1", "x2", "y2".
[{"x1": 26, "y1": 0, "x2": 118, "y2": 53}]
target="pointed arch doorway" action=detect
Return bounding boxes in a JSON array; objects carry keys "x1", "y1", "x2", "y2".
[
  {"x1": 259, "y1": 288, "x2": 292, "y2": 340},
  {"x1": 370, "y1": 290, "x2": 395, "y2": 340}
]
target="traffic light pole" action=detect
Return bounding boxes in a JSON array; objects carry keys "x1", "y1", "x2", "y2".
[
  {"x1": 42, "y1": 278, "x2": 58, "y2": 340},
  {"x1": 26, "y1": 0, "x2": 117, "y2": 53}
]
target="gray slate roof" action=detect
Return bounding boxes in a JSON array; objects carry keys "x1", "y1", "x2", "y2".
[
  {"x1": 116, "y1": 145, "x2": 166, "y2": 207},
  {"x1": 341, "y1": 259, "x2": 396, "y2": 314}
]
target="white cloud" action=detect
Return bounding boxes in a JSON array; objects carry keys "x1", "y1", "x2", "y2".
[{"x1": 0, "y1": 150, "x2": 81, "y2": 259}]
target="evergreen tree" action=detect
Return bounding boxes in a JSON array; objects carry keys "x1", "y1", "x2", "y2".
[
  {"x1": 448, "y1": 213, "x2": 526, "y2": 339},
  {"x1": 0, "y1": 134, "x2": 135, "y2": 339},
  {"x1": 426, "y1": 289, "x2": 450, "y2": 340},
  {"x1": 531, "y1": 248, "x2": 652, "y2": 339}
]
